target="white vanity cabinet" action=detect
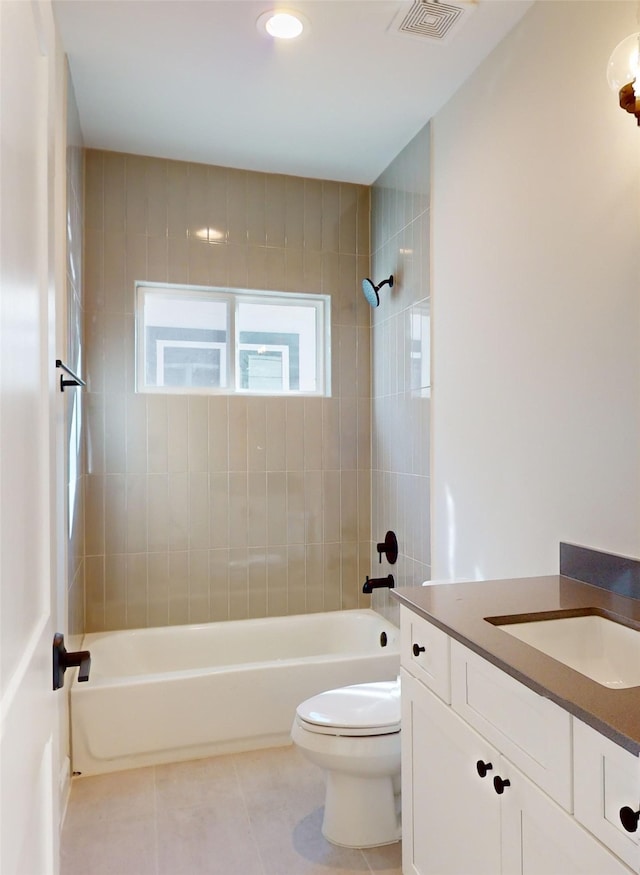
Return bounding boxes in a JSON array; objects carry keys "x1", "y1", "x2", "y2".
[{"x1": 400, "y1": 605, "x2": 638, "y2": 875}]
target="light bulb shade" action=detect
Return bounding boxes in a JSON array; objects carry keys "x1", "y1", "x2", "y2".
[{"x1": 607, "y1": 32, "x2": 640, "y2": 93}]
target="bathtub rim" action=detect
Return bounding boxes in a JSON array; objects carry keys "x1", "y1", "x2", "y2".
[{"x1": 73, "y1": 608, "x2": 400, "y2": 689}]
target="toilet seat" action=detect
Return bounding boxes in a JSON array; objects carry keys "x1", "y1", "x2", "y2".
[{"x1": 295, "y1": 681, "x2": 400, "y2": 737}]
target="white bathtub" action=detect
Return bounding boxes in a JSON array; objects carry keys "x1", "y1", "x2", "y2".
[{"x1": 70, "y1": 609, "x2": 400, "y2": 776}]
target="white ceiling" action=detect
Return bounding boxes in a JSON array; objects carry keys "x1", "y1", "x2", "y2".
[{"x1": 52, "y1": 0, "x2": 532, "y2": 185}]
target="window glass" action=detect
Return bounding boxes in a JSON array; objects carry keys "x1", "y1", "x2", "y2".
[
  {"x1": 136, "y1": 284, "x2": 329, "y2": 397},
  {"x1": 237, "y1": 300, "x2": 318, "y2": 393},
  {"x1": 142, "y1": 293, "x2": 228, "y2": 389}
]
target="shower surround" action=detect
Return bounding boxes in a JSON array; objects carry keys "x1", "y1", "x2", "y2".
[
  {"x1": 370, "y1": 123, "x2": 432, "y2": 625},
  {"x1": 83, "y1": 152, "x2": 371, "y2": 631}
]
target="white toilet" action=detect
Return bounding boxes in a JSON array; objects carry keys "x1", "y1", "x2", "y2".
[{"x1": 291, "y1": 679, "x2": 401, "y2": 849}]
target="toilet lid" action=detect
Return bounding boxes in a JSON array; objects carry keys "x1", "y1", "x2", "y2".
[{"x1": 296, "y1": 680, "x2": 401, "y2": 737}]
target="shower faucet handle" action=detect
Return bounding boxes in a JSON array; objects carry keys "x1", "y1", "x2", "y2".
[{"x1": 376, "y1": 531, "x2": 398, "y2": 565}]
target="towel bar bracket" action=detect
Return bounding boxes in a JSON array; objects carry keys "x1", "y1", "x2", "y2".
[{"x1": 55, "y1": 359, "x2": 86, "y2": 392}]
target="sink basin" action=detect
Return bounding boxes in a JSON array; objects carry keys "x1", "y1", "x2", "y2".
[{"x1": 487, "y1": 612, "x2": 640, "y2": 689}]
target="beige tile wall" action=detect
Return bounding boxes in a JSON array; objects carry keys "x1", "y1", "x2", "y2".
[
  {"x1": 370, "y1": 123, "x2": 431, "y2": 625},
  {"x1": 83, "y1": 150, "x2": 372, "y2": 630}
]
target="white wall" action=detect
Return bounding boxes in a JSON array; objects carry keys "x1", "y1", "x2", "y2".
[{"x1": 431, "y1": 1, "x2": 640, "y2": 580}]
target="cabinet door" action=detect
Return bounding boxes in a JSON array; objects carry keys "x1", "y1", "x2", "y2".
[
  {"x1": 573, "y1": 718, "x2": 639, "y2": 873},
  {"x1": 501, "y1": 759, "x2": 634, "y2": 875},
  {"x1": 401, "y1": 670, "x2": 501, "y2": 875}
]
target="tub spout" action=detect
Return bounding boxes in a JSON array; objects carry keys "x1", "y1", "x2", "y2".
[{"x1": 362, "y1": 574, "x2": 395, "y2": 594}]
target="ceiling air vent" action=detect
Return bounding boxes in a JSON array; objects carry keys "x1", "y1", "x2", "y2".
[{"x1": 395, "y1": 0, "x2": 475, "y2": 43}]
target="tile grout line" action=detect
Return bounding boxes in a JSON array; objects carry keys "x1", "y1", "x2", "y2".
[
  {"x1": 152, "y1": 765, "x2": 160, "y2": 875},
  {"x1": 359, "y1": 847, "x2": 373, "y2": 873},
  {"x1": 230, "y1": 752, "x2": 269, "y2": 875}
]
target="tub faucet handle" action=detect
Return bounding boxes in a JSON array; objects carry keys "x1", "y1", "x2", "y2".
[
  {"x1": 53, "y1": 632, "x2": 91, "y2": 691},
  {"x1": 375, "y1": 531, "x2": 398, "y2": 565}
]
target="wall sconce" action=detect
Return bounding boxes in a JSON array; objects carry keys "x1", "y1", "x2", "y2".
[{"x1": 607, "y1": 32, "x2": 640, "y2": 125}]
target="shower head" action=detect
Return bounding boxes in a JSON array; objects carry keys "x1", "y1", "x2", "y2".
[{"x1": 361, "y1": 275, "x2": 394, "y2": 308}]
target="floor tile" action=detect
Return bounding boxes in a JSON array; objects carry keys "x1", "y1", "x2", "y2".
[
  {"x1": 63, "y1": 766, "x2": 156, "y2": 832},
  {"x1": 362, "y1": 840, "x2": 403, "y2": 874},
  {"x1": 157, "y1": 800, "x2": 265, "y2": 875},
  {"x1": 288, "y1": 806, "x2": 372, "y2": 874},
  {"x1": 61, "y1": 815, "x2": 157, "y2": 875},
  {"x1": 60, "y1": 745, "x2": 403, "y2": 875},
  {"x1": 154, "y1": 753, "x2": 238, "y2": 812}
]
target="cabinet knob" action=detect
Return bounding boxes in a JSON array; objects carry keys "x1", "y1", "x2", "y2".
[
  {"x1": 619, "y1": 806, "x2": 640, "y2": 833},
  {"x1": 412, "y1": 643, "x2": 426, "y2": 657},
  {"x1": 493, "y1": 776, "x2": 511, "y2": 795},
  {"x1": 476, "y1": 760, "x2": 493, "y2": 778}
]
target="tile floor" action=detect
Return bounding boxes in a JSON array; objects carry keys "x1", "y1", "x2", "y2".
[{"x1": 60, "y1": 745, "x2": 403, "y2": 875}]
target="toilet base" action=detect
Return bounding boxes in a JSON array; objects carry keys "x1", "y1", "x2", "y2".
[{"x1": 322, "y1": 771, "x2": 401, "y2": 848}]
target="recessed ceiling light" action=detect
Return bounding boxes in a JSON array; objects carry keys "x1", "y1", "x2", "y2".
[{"x1": 257, "y1": 9, "x2": 308, "y2": 40}]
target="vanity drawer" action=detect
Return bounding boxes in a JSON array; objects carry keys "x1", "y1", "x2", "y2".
[
  {"x1": 400, "y1": 606, "x2": 451, "y2": 703},
  {"x1": 450, "y1": 639, "x2": 572, "y2": 809},
  {"x1": 573, "y1": 718, "x2": 640, "y2": 872}
]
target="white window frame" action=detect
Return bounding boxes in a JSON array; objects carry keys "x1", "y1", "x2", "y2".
[{"x1": 136, "y1": 282, "x2": 331, "y2": 397}]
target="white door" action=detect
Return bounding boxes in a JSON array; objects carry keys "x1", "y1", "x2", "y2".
[{"x1": 0, "y1": 2, "x2": 63, "y2": 873}]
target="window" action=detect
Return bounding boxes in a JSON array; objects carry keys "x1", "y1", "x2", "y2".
[
  {"x1": 136, "y1": 283, "x2": 330, "y2": 396},
  {"x1": 410, "y1": 304, "x2": 430, "y2": 391}
]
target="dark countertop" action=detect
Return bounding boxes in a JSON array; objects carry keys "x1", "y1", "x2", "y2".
[{"x1": 392, "y1": 575, "x2": 640, "y2": 754}]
